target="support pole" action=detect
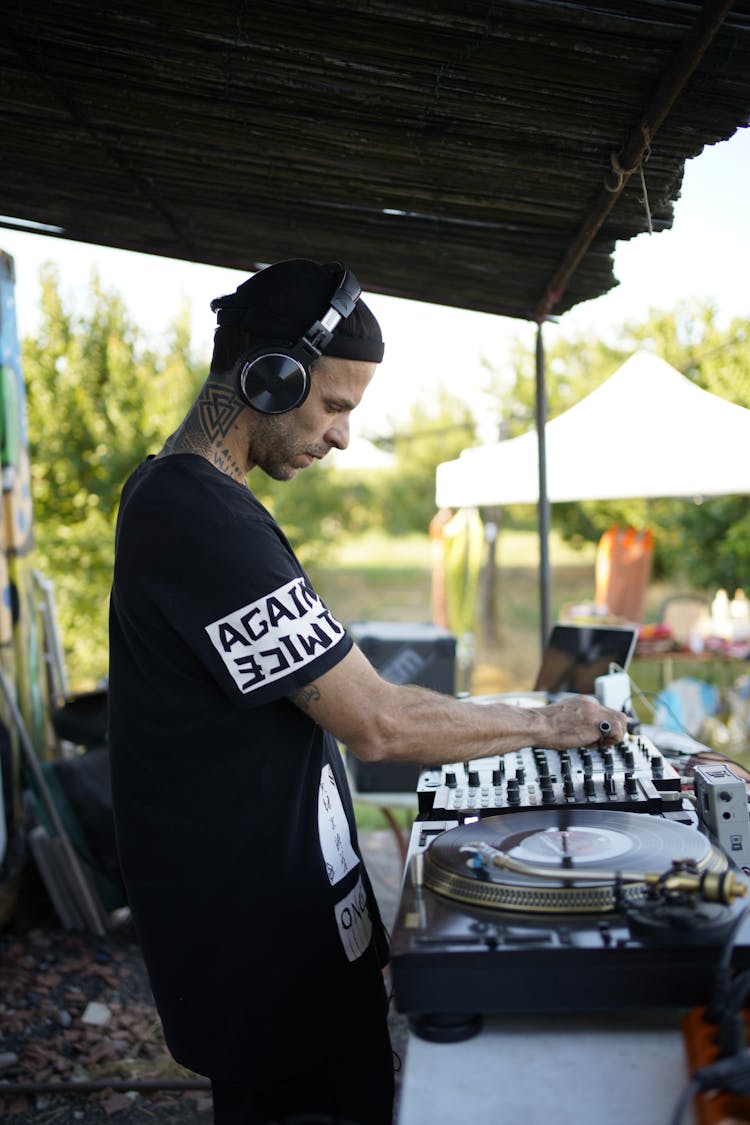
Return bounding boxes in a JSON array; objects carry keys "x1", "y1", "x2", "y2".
[{"x1": 535, "y1": 323, "x2": 552, "y2": 655}]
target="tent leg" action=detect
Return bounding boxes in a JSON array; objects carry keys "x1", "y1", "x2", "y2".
[
  {"x1": 480, "y1": 505, "x2": 502, "y2": 645},
  {"x1": 535, "y1": 323, "x2": 552, "y2": 654}
]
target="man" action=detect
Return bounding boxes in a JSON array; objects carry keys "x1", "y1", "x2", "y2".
[{"x1": 108, "y1": 259, "x2": 626, "y2": 1125}]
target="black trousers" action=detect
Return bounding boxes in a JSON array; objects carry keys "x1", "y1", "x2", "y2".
[
  {"x1": 210, "y1": 1022, "x2": 395, "y2": 1125},
  {"x1": 209, "y1": 963, "x2": 395, "y2": 1125}
]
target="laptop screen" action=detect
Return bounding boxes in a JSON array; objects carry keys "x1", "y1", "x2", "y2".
[{"x1": 533, "y1": 624, "x2": 638, "y2": 695}]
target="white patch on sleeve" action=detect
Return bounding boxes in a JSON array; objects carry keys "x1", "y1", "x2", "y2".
[
  {"x1": 318, "y1": 763, "x2": 359, "y2": 885},
  {"x1": 335, "y1": 874, "x2": 373, "y2": 963},
  {"x1": 204, "y1": 577, "x2": 345, "y2": 694}
]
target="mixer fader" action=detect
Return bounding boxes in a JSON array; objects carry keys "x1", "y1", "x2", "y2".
[{"x1": 417, "y1": 733, "x2": 684, "y2": 820}]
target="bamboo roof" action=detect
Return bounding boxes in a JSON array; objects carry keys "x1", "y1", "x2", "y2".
[{"x1": 1, "y1": 0, "x2": 749, "y2": 320}]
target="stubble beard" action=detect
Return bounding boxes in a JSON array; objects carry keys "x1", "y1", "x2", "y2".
[{"x1": 251, "y1": 414, "x2": 324, "y2": 482}]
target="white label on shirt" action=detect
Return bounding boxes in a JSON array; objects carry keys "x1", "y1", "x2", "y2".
[
  {"x1": 204, "y1": 577, "x2": 346, "y2": 695},
  {"x1": 318, "y1": 763, "x2": 359, "y2": 885},
  {"x1": 335, "y1": 874, "x2": 372, "y2": 963}
]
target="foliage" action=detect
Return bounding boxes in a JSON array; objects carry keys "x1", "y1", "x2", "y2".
[
  {"x1": 485, "y1": 301, "x2": 750, "y2": 588},
  {"x1": 486, "y1": 331, "x2": 626, "y2": 438},
  {"x1": 23, "y1": 265, "x2": 207, "y2": 686},
  {"x1": 250, "y1": 464, "x2": 383, "y2": 568},
  {"x1": 253, "y1": 386, "x2": 479, "y2": 557},
  {"x1": 368, "y1": 387, "x2": 478, "y2": 535},
  {"x1": 659, "y1": 496, "x2": 750, "y2": 591}
]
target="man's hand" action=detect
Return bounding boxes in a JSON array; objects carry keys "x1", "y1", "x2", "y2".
[{"x1": 536, "y1": 694, "x2": 628, "y2": 751}]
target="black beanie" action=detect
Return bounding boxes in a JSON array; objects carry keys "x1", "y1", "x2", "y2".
[{"x1": 210, "y1": 259, "x2": 384, "y2": 363}]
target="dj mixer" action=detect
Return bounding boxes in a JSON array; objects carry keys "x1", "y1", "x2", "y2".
[{"x1": 417, "y1": 733, "x2": 683, "y2": 820}]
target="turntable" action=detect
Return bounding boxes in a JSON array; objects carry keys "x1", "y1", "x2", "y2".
[{"x1": 390, "y1": 807, "x2": 750, "y2": 1042}]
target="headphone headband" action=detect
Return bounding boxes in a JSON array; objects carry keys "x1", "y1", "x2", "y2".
[{"x1": 297, "y1": 267, "x2": 361, "y2": 360}]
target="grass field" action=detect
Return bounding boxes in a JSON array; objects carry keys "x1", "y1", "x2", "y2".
[{"x1": 309, "y1": 527, "x2": 691, "y2": 697}]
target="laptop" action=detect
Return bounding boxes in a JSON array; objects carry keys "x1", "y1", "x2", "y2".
[
  {"x1": 532, "y1": 623, "x2": 638, "y2": 696},
  {"x1": 469, "y1": 623, "x2": 638, "y2": 710}
]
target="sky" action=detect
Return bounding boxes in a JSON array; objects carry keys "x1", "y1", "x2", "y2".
[{"x1": 1, "y1": 125, "x2": 748, "y2": 464}]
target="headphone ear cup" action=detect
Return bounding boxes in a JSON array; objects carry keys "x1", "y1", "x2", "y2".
[{"x1": 237, "y1": 352, "x2": 311, "y2": 414}]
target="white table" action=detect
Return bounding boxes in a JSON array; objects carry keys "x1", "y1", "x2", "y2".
[{"x1": 397, "y1": 1009, "x2": 694, "y2": 1124}]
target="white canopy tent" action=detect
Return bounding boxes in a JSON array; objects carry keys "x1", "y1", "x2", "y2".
[{"x1": 436, "y1": 352, "x2": 750, "y2": 508}]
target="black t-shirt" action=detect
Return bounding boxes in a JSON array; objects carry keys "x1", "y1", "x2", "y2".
[{"x1": 108, "y1": 455, "x2": 388, "y2": 1080}]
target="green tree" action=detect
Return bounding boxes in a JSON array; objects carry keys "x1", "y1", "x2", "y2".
[
  {"x1": 369, "y1": 388, "x2": 478, "y2": 534},
  {"x1": 250, "y1": 463, "x2": 383, "y2": 568},
  {"x1": 23, "y1": 265, "x2": 207, "y2": 686}
]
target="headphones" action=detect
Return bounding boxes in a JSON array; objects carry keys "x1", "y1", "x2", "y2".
[{"x1": 234, "y1": 266, "x2": 361, "y2": 414}]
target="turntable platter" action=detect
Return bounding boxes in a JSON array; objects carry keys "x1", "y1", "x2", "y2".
[{"x1": 424, "y1": 809, "x2": 728, "y2": 915}]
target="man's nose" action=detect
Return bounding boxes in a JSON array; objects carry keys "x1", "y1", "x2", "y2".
[{"x1": 325, "y1": 415, "x2": 350, "y2": 450}]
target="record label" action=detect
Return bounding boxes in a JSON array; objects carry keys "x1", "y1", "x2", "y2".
[{"x1": 507, "y1": 825, "x2": 633, "y2": 865}]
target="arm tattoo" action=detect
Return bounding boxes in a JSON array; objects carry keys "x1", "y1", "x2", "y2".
[{"x1": 289, "y1": 683, "x2": 321, "y2": 711}]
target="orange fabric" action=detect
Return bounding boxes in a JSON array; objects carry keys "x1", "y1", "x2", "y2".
[
  {"x1": 594, "y1": 525, "x2": 653, "y2": 622},
  {"x1": 429, "y1": 509, "x2": 453, "y2": 627}
]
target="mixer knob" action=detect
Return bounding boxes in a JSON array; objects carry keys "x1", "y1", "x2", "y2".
[
  {"x1": 537, "y1": 759, "x2": 550, "y2": 778},
  {"x1": 625, "y1": 774, "x2": 638, "y2": 797},
  {"x1": 445, "y1": 770, "x2": 457, "y2": 788},
  {"x1": 492, "y1": 768, "x2": 503, "y2": 786},
  {"x1": 468, "y1": 770, "x2": 480, "y2": 788},
  {"x1": 563, "y1": 776, "x2": 575, "y2": 798},
  {"x1": 506, "y1": 778, "x2": 521, "y2": 805},
  {"x1": 602, "y1": 749, "x2": 614, "y2": 769},
  {"x1": 561, "y1": 758, "x2": 572, "y2": 777},
  {"x1": 651, "y1": 755, "x2": 664, "y2": 779},
  {"x1": 605, "y1": 775, "x2": 617, "y2": 796},
  {"x1": 623, "y1": 749, "x2": 635, "y2": 770},
  {"x1": 541, "y1": 783, "x2": 556, "y2": 804},
  {"x1": 584, "y1": 776, "x2": 596, "y2": 798},
  {"x1": 516, "y1": 767, "x2": 526, "y2": 785},
  {"x1": 581, "y1": 750, "x2": 593, "y2": 770}
]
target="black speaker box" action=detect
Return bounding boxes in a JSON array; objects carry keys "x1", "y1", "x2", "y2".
[{"x1": 347, "y1": 621, "x2": 456, "y2": 793}]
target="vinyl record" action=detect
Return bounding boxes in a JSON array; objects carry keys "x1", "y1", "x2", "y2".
[{"x1": 423, "y1": 809, "x2": 728, "y2": 915}]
